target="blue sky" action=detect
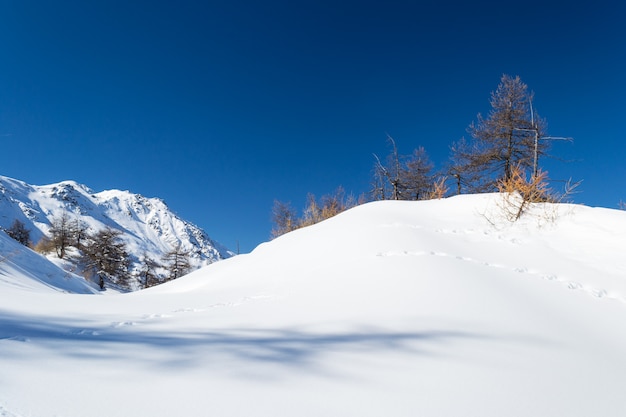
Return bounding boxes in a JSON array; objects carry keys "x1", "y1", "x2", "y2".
[{"x1": 1, "y1": 1, "x2": 624, "y2": 253}]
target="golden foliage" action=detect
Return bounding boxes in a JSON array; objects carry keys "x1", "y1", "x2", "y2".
[
  {"x1": 427, "y1": 176, "x2": 449, "y2": 200},
  {"x1": 497, "y1": 165, "x2": 550, "y2": 221},
  {"x1": 271, "y1": 187, "x2": 360, "y2": 238},
  {"x1": 33, "y1": 236, "x2": 56, "y2": 254}
]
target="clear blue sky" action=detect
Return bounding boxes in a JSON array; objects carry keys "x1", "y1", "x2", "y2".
[{"x1": 1, "y1": 1, "x2": 624, "y2": 253}]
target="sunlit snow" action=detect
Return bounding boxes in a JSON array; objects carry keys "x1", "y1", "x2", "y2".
[
  {"x1": 1, "y1": 194, "x2": 625, "y2": 416},
  {"x1": 0, "y1": 175, "x2": 232, "y2": 291}
]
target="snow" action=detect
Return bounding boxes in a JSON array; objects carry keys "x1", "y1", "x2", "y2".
[
  {"x1": 0, "y1": 231, "x2": 98, "y2": 294},
  {"x1": 0, "y1": 176, "x2": 232, "y2": 290},
  {"x1": 1, "y1": 193, "x2": 626, "y2": 416}
]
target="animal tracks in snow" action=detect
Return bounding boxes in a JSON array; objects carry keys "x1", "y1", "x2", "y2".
[
  {"x1": 376, "y1": 250, "x2": 427, "y2": 257},
  {"x1": 143, "y1": 313, "x2": 173, "y2": 319},
  {"x1": 63, "y1": 295, "x2": 280, "y2": 339},
  {"x1": 375, "y1": 249, "x2": 626, "y2": 305},
  {"x1": 124, "y1": 294, "x2": 277, "y2": 326}
]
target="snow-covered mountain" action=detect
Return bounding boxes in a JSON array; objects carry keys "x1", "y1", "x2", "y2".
[
  {"x1": 1, "y1": 193, "x2": 625, "y2": 417},
  {"x1": 0, "y1": 175, "x2": 232, "y2": 289}
]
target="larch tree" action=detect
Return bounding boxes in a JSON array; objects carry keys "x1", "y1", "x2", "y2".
[
  {"x1": 137, "y1": 251, "x2": 161, "y2": 289},
  {"x1": 49, "y1": 212, "x2": 74, "y2": 259},
  {"x1": 372, "y1": 138, "x2": 436, "y2": 201},
  {"x1": 271, "y1": 187, "x2": 360, "y2": 238},
  {"x1": 456, "y1": 74, "x2": 548, "y2": 191},
  {"x1": 82, "y1": 227, "x2": 130, "y2": 290},
  {"x1": 71, "y1": 219, "x2": 89, "y2": 250},
  {"x1": 372, "y1": 136, "x2": 403, "y2": 200},
  {"x1": 6, "y1": 219, "x2": 31, "y2": 246},
  {"x1": 271, "y1": 200, "x2": 298, "y2": 238},
  {"x1": 162, "y1": 243, "x2": 191, "y2": 281},
  {"x1": 400, "y1": 147, "x2": 434, "y2": 200},
  {"x1": 447, "y1": 137, "x2": 488, "y2": 194}
]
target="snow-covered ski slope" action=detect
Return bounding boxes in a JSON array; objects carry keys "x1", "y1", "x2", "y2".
[{"x1": 1, "y1": 194, "x2": 625, "y2": 417}]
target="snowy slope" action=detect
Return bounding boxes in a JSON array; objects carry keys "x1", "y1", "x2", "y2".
[
  {"x1": 0, "y1": 176, "x2": 232, "y2": 287},
  {"x1": 1, "y1": 194, "x2": 625, "y2": 417},
  {"x1": 0, "y1": 230, "x2": 98, "y2": 294}
]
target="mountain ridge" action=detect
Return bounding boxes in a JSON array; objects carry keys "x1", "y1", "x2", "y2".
[{"x1": 0, "y1": 175, "x2": 233, "y2": 290}]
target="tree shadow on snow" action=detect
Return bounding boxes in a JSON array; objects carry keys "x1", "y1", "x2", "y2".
[{"x1": 0, "y1": 310, "x2": 489, "y2": 371}]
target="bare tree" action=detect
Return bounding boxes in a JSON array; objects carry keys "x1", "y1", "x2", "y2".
[
  {"x1": 459, "y1": 75, "x2": 548, "y2": 191},
  {"x1": 162, "y1": 243, "x2": 191, "y2": 281},
  {"x1": 271, "y1": 200, "x2": 298, "y2": 238},
  {"x1": 372, "y1": 135, "x2": 403, "y2": 200},
  {"x1": 136, "y1": 252, "x2": 161, "y2": 289},
  {"x1": 373, "y1": 138, "x2": 436, "y2": 201},
  {"x1": 49, "y1": 213, "x2": 74, "y2": 259},
  {"x1": 370, "y1": 160, "x2": 387, "y2": 201},
  {"x1": 400, "y1": 147, "x2": 434, "y2": 200},
  {"x1": 71, "y1": 219, "x2": 89, "y2": 250},
  {"x1": 448, "y1": 137, "x2": 489, "y2": 194},
  {"x1": 82, "y1": 227, "x2": 130, "y2": 290},
  {"x1": 271, "y1": 187, "x2": 360, "y2": 238},
  {"x1": 320, "y1": 186, "x2": 355, "y2": 218},
  {"x1": 6, "y1": 219, "x2": 31, "y2": 246},
  {"x1": 300, "y1": 193, "x2": 324, "y2": 227}
]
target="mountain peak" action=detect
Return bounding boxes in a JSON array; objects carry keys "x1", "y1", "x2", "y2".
[{"x1": 0, "y1": 175, "x2": 233, "y2": 291}]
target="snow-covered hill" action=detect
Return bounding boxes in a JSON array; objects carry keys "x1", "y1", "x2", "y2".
[
  {"x1": 0, "y1": 229, "x2": 99, "y2": 294},
  {"x1": 0, "y1": 175, "x2": 232, "y2": 289},
  {"x1": 1, "y1": 194, "x2": 626, "y2": 416}
]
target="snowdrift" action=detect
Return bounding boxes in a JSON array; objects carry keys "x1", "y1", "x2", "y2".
[{"x1": 1, "y1": 194, "x2": 625, "y2": 417}]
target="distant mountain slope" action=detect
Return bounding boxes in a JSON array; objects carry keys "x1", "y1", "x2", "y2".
[{"x1": 0, "y1": 175, "x2": 232, "y2": 290}]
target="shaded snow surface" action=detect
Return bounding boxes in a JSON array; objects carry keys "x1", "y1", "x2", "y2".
[{"x1": 1, "y1": 194, "x2": 626, "y2": 417}]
